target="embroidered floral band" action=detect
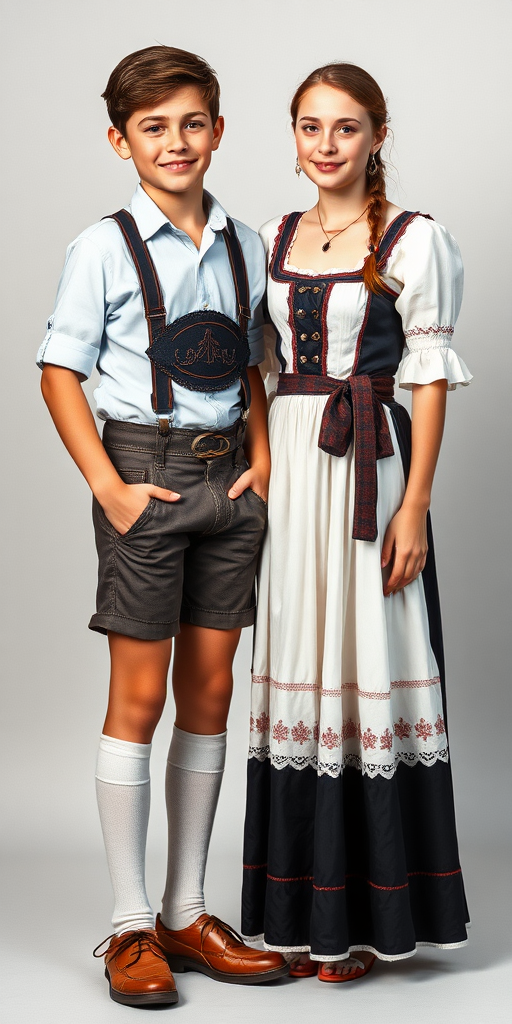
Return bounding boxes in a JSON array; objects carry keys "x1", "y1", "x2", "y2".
[
  {"x1": 276, "y1": 373, "x2": 395, "y2": 541},
  {"x1": 249, "y1": 673, "x2": 448, "y2": 780}
]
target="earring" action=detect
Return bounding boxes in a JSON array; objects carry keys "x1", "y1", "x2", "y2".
[
  {"x1": 295, "y1": 158, "x2": 302, "y2": 177},
  {"x1": 367, "y1": 152, "x2": 378, "y2": 175}
]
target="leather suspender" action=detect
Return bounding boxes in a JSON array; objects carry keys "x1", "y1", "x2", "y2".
[{"x1": 107, "y1": 209, "x2": 251, "y2": 417}]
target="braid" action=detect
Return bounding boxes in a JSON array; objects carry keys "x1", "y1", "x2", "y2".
[{"x1": 363, "y1": 152, "x2": 387, "y2": 295}]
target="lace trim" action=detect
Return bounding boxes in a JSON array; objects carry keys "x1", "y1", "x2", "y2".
[
  {"x1": 257, "y1": 939, "x2": 468, "y2": 961},
  {"x1": 248, "y1": 744, "x2": 449, "y2": 779}
]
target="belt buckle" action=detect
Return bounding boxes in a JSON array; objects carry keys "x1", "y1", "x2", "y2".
[{"x1": 191, "y1": 432, "x2": 231, "y2": 458}]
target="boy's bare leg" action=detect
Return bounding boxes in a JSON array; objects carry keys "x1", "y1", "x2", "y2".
[
  {"x1": 172, "y1": 623, "x2": 240, "y2": 734},
  {"x1": 103, "y1": 633, "x2": 172, "y2": 742}
]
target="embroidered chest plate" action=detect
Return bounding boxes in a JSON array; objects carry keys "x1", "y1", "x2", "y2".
[{"x1": 148, "y1": 310, "x2": 250, "y2": 393}]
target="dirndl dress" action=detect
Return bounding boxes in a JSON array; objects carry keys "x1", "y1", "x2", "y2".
[{"x1": 241, "y1": 210, "x2": 472, "y2": 961}]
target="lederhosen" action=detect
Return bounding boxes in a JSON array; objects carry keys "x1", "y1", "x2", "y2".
[
  {"x1": 107, "y1": 208, "x2": 252, "y2": 453},
  {"x1": 89, "y1": 211, "x2": 267, "y2": 641}
]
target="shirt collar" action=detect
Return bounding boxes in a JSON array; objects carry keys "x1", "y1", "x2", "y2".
[{"x1": 128, "y1": 183, "x2": 228, "y2": 241}]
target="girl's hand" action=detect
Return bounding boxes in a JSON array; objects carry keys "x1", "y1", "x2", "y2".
[
  {"x1": 228, "y1": 462, "x2": 270, "y2": 504},
  {"x1": 381, "y1": 504, "x2": 428, "y2": 596},
  {"x1": 99, "y1": 482, "x2": 180, "y2": 535}
]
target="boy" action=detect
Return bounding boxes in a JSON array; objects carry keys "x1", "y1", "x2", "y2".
[{"x1": 38, "y1": 45, "x2": 287, "y2": 1007}]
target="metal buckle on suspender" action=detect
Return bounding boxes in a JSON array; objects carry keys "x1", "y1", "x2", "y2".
[{"x1": 239, "y1": 305, "x2": 251, "y2": 321}]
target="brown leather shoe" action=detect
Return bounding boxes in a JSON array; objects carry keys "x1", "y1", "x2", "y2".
[
  {"x1": 93, "y1": 929, "x2": 179, "y2": 1006},
  {"x1": 156, "y1": 913, "x2": 289, "y2": 985}
]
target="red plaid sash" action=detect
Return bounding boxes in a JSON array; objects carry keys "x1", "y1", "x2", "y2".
[{"x1": 276, "y1": 373, "x2": 395, "y2": 542}]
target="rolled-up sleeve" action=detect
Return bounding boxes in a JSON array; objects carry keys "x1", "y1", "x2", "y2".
[{"x1": 36, "y1": 236, "x2": 108, "y2": 378}]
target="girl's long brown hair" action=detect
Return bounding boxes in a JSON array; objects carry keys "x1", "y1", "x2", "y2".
[{"x1": 291, "y1": 63, "x2": 389, "y2": 294}]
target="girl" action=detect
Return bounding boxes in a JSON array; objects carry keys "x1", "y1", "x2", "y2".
[{"x1": 242, "y1": 63, "x2": 471, "y2": 982}]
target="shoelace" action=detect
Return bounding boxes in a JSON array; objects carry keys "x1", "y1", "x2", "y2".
[
  {"x1": 93, "y1": 930, "x2": 168, "y2": 966},
  {"x1": 200, "y1": 915, "x2": 246, "y2": 950}
]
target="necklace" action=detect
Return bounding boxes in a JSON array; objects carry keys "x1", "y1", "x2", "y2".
[{"x1": 316, "y1": 203, "x2": 369, "y2": 252}]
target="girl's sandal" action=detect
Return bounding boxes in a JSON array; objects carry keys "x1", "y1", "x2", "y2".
[
  {"x1": 289, "y1": 955, "x2": 319, "y2": 978},
  {"x1": 318, "y1": 954, "x2": 376, "y2": 983}
]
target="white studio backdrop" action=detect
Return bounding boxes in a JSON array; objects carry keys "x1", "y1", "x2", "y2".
[{"x1": 1, "y1": 0, "x2": 511, "y2": 878}]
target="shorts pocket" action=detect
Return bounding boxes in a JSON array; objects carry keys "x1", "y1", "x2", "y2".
[
  {"x1": 247, "y1": 487, "x2": 268, "y2": 509},
  {"x1": 94, "y1": 496, "x2": 157, "y2": 540}
]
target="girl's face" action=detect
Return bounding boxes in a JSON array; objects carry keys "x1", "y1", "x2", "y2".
[{"x1": 294, "y1": 84, "x2": 385, "y2": 192}]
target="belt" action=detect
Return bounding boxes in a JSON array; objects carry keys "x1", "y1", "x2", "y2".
[
  {"x1": 102, "y1": 419, "x2": 245, "y2": 458},
  {"x1": 276, "y1": 373, "x2": 395, "y2": 541}
]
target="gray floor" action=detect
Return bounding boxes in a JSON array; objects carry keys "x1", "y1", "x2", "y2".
[{"x1": 2, "y1": 841, "x2": 511, "y2": 1024}]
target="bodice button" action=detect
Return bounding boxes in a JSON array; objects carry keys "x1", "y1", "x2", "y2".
[
  {"x1": 296, "y1": 309, "x2": 306, "y2": 318},
  {"x1": 311, "y1": 332, "x2": 321, "y2": 341},
  {"x1": 300, "y1": 333, "x2": 308, "y2": 341},
  {"x1": 299, "y1": 355, "x2": 308, "y2": 363},
  {"x1": 311, "y1": 355, "x2": 320, "y2": 364}
]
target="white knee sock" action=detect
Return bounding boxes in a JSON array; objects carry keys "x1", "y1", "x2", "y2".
[
  {"x1": 161, "y1": 726, "x2": 227, "y2": 931},
  {"x1": 95, "y1": 734, "x2": 154, "y2": 936}
]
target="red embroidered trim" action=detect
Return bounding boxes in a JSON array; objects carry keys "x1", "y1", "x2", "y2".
[
  {"x1": 252, "y1": 675, "x2": 318, "y2": 691},
  {"x1": 287, "y1": 284, "x2": 299, "y2": 373},
  {"x1": 256, "y1": 868, "x2": 462, "y2": 887},
  {"x1": 243, "y1": 863, "x2": 268, "y2": 870},
  {"x1": 376, "y1": 212, "x2": 431, "y2": 268},
  {"x1": 392, "y1": 676, "x2": 440, "y2": 689},
  {"x1": 267, "y1": 874, "x2": 314, "y2": 883},
  {"x1": 320, "y1": 282, "x2": 334, "y2": 375},
  {"x1": 408, "y1": 869, "x2": 461, "y2": 878},
  {"x1": 404, "y1": 325, "x2": 454, "y2": 339},
  {"x1": 268, "y1": 215, "x2": 289, "y2": 277},
  {"x1": 253, "y1": 675, "x2": 440, "y2": 695},
  {"x1": 313, "y1": 884, "x2": 346, "y2": 891}
]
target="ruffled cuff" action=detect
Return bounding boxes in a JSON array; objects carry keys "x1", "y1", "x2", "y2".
[{"x1": 397, "y1": 347, "x2": 473, "y2": 391}]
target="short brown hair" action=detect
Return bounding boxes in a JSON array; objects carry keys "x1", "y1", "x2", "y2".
[{"x1": 102, "y1": 45, "x2": 220, "y2": 136}]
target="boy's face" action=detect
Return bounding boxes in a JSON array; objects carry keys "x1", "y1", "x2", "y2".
[{"x1": 108, "y1": 86, "x2": 223, "y2": 196}]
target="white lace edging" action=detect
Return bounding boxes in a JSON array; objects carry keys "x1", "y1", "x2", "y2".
[
  {"x1": 248, "y1": 745, "x2": 449, "y2": 780},
  {"x1": 397, "y1": 346, "x2": 472, "y2": 391},
  {"x1": 243, "y1": 936, "x2": 469, "y2": 962}
]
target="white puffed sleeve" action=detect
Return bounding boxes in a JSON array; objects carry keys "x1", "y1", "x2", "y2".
[{"x1": 389, "y1": 217, "x2": 472, "y2": 390}]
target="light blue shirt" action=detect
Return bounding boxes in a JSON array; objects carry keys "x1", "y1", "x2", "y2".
[{"x1": 37, "y1": 184, "x2": 266, "y2": 428}]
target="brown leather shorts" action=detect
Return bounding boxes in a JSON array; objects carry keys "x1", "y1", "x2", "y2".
[{"x1": 89, "y1": 420, "x2": 267, "y2": 640}]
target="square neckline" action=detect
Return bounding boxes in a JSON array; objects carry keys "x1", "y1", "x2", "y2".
[{"x1": 283, "y1": 209, "x2": 407, "y2": 278}]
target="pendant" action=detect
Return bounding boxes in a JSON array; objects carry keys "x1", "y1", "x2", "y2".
[{"x1": 322, "y1": 241, "x2": 331, "y2": 252}]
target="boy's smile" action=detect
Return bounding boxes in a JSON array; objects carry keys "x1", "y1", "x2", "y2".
[{"x1": 108, "y1": 86, "x2": 224, "y2": 201}]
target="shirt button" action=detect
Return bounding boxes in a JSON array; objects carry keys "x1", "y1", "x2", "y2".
[{"x1": 203, "y1": 302, "x2": 209, "y2": 309}]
